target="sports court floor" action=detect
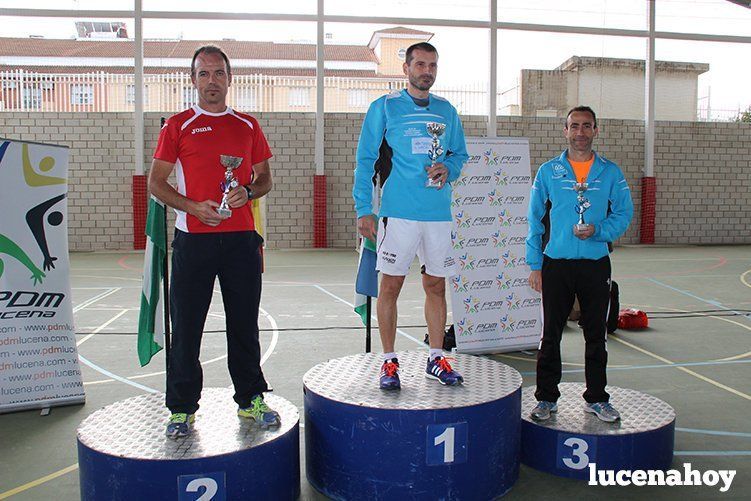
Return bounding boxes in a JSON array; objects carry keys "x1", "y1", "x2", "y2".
[{"x1": 1, "y1": 244, "x2": 750, "y2": 500}]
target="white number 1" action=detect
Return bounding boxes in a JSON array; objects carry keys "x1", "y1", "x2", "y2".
[{"x1": 434, "y1": 427, "x2": 456, "y2": 463}]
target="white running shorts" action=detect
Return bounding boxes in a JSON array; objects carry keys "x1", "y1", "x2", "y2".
[{"x1": 375, "y1": 217, "x2": 457, "y2": 277}]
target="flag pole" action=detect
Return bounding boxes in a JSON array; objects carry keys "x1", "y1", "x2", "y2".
[
  {"x1": 160, "y1": 116, "x2": 171, "y2": 371},
  {"x1": 365, "y1": 297, "x2": 372, "y2": 353}
]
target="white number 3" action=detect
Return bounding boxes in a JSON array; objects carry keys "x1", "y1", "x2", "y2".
[{"x1": 562, "y1": 437, "x2": 589, "y2": 470}]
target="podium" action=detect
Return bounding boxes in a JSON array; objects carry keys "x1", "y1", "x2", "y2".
[
  {"x1": 521, "y1": 383, "x2": 675, "y2": 480},
  {"x1": 304, "y1": 351, "x2": 523, "y2": 500},
  {"x1": 77, "y1": 388, "x2": 300, "y2": 500}
]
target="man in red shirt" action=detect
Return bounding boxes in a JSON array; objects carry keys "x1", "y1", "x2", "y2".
[{"x1": 149, "y1": 45, "x2": 279, "y2": 438}]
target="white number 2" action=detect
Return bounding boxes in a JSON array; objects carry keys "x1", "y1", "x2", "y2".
[
  {"x1": 434, "y1": 427, "x2": 456, "y2": 463},
  {"x1": 186, "y1": 478, "x2": 218, "y2": 501},
  {"x1": 562, "y1": 437, "x2": 590, "y2": 470}
]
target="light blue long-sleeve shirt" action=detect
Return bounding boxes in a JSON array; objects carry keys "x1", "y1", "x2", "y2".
[
  {"x1": 353, "y1": 89, "x2": 468, "y2": 222},
  {"x1": 526, "y1": 150, "x2": 634, "y2": 270}
]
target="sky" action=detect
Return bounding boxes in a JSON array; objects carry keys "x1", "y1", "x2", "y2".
[{"x1": 1, "y1": 0, "x2": 749, "y2": 113}]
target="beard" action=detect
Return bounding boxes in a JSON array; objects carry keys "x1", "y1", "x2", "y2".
[
  {"x1": 570, "y1": 137, "x2": 593, "y2": 151},
  {"x1": 409, "y1": 74, "x2": 434, "y2": 91}
]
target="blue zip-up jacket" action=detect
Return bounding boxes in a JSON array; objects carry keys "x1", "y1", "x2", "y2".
[
  {"x1": 526, "y1": 150, "x2": 633, "y2": 270},
  {"x1": 353, "y1": 89, "x2": 468, "y2": 222}
]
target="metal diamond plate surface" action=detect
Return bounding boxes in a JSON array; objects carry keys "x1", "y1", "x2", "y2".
[
  {"x1": 77, "y1": 388, "x2": 298, "y2": 460},
  {"x1": 303, "y1": 351, "x2": 522, "y2": 410},
  {"x1": 522, "y1": 383, "x2": 675, "y2": 435}
]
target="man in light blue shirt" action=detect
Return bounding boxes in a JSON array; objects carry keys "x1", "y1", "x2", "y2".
[
  {"x1": 353, "y1": 42, "x2": 468, "y2": 390},
  {"x1": 526, "y1": 106, "x2": 633, "y2": 423}
]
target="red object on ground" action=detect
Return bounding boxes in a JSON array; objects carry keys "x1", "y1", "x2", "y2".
[
  {"x1": 132, "y1": 174, "x2": 147, "y2": 250},
  {"x1": 618, "y1": 308, "x2": 649, "y2": 330},
  {"x1": 640, "y1": 176, "x2": 656, "y2": 244},
  {"x1": 313, "y1": 174, "x2": 327, "y2": 248}
]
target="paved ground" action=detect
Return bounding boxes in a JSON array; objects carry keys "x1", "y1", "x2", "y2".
[{"x1": 1, "y1": 245, "x2": 750, "y2": 500}]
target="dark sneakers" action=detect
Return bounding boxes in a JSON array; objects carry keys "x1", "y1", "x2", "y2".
[
  {"x1": 238, "y1": 394, "x2": 282, "y2": 429},
  {"x1": 379, "y1": 358, "x2": 401, "y2": 390},
  {"x1": 425, "y1": 356, "x2": 464, "y2": 386},
  {"x1": 530, "y1": 401, "x2": 558, "y2": 421},
  {"x1": 165, "y1": 413, "x2": 195, "y2": 438}
]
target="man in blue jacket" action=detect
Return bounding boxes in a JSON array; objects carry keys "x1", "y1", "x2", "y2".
[
  {"x1": 526, "y1": 106, "x2": 633, "y2": 422},
  {"x1": 353, "y1": 42, "x2": 468, "y2": 390}
]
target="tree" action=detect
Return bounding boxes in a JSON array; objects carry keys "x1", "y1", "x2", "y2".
[{"x1": 734, "y1": 106, "x2": 751, "y2": 123}]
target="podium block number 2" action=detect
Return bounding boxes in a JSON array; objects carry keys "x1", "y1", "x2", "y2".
[
  {"x1": 178, "y1": 472, "x2": 226, "y2": 501},
  {"x1": 426, "y1": 422, "x2": 468, "y2": 466}
]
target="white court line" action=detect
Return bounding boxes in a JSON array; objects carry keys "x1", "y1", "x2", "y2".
[
  {"x1": 77, "y1": 309, "x2": 128, "y2": 346},
  {"x1": 74, "y1": 287, "x2": 161, "y2": 392},
  {"x1": 73, "y1": 286, "x2": 141, "y2": 290},
  {"x1": 78, "y1": 355, "x2": 159, "y2": 393},
  {"x1": 206, "y1": 306, "x2": 279, "y2": 365},
  {"x1": 312, "y1": 284, "x2": 424, "y2": 346},
  {"x1": 71, "y1": 274, "x2": 142, "y2": 282},
  {"x1": 259, "y1": 307, "x2": 279, "y2": 365},
  {"x1": 85, "y1": 353, "x2": 231, "y2": 386},
  {"x1": 73, "y1": 288, "x2": 120, "y2": 312},
  {"x1": 264, "y1": 281, "x2": 354, "y2": 286},
  {"x1": 85, "y1": 305, "x2": 280, "y2": 387}
]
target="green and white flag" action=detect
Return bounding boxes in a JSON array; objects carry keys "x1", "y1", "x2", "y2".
[
  {"x1": 354, "y1": 235, "x2": 378, "y2": 325},
  {"x1": 137, "y1": 196, "x2": 166, "y2": 366}
]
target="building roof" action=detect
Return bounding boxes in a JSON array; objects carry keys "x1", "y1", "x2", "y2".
[
  {"x1": 556, "y1": 56, "x2": 709, "y2": 74},
  {"x1": 0, "y1": 37, "x2": 377, "y2": 62},
  {"x1": 371, "y1": 27, "x2": 434, "y2": 36},
  {"x1": 0, "y1": 65, "x2": 391, "y2": 78},
  {"x1": 367, "y1": 26, "x2": 433, "y2": 50}
]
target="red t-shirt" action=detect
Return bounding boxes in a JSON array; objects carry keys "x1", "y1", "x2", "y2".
[{"x1": 154, "y1": 105, "x2": 273, "y2": 233}]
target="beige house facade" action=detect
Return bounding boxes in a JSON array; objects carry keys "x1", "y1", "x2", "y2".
[{"x1": 0, "y1": 27, "x2": 433, "y2": 114}]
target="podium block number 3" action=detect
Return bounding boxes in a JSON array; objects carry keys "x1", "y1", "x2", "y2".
[
  {"x1": 426, "y1": 422, "x2": 468, "y2": 465},
  {"x1": 556, "y1": 435, "x2": 596, "y2": 471},
  {"x1": 178, "y1": 472, "x2": 226, "y2": 501}
]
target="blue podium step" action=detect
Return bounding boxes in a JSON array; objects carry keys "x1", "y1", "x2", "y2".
[
  {"x1": 77, "y1": 388, "x2": 299, "y2": 500},
  {"x1": 303, "y1": 351, "x2": 523, "y2": 500},
  {"x1": 521, "y1": 383, "x2": 675, "y2": 480}
]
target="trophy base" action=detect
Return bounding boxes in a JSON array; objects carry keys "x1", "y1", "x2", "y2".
[
  {"x1": 217, "y1": 207, "x2": 232, "y2": 218},
  {"x1": 425, "y1": 179, "x2": 443, "y2": 189},
  {"x1": 574, "y1": 223, "x2": 589, "y2": 232}
]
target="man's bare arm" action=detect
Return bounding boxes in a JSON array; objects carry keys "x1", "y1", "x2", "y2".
[{"x1": 248, "y1": 159, "x2": 273, "y2": 199}]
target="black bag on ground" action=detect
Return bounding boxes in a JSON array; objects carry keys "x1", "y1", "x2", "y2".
[{"x1": 423, "y1": 325, "x2": 457, "y2": 350}]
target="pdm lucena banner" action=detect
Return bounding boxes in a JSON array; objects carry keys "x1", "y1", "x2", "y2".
[
  {"x1": 450, "y1": 137, "x2": 541, "y2": 354},
  {"x1": 0, "y1": 138, "x2": 85, "y2": 413}
]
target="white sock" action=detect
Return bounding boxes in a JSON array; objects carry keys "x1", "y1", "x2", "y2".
[
  {"x1": 383, "y1": 352, "x2": 397, "y2": 362},
  {"x1": 429, "y1": 349, "x2": 443, "y2": 361}
]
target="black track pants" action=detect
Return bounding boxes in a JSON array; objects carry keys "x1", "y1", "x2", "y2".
[{"x1": 535, "y1": 255, "x2": 612, "y2": 404}]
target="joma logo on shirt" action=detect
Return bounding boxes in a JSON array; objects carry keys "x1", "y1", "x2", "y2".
[{"x1": 191, "y1": 126, "x2": 213, "y2": 135}]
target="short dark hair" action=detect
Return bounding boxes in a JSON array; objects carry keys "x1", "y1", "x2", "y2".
[
  {"x1": 191, "y1": 45, "x2": 231, "y2": 76},
  {"x1": 565, "y1": 106, "x2": 597, "y2": 128},
  {"x1": 405, "y1": 42, "x2": 438, "y2": 65}
]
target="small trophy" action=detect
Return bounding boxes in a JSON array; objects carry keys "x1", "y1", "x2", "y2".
[
  {"x1": 425, "y1": 122, "x2": 446, "y2": 188},
  {"x1": 217, "y1": 155, "x2": 243, "y2": 217},
  {"x1": 573, "y1": 182, "x2": 591, "y2": 232}
]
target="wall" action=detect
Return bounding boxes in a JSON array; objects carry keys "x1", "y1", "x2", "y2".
[
  {"x1": 0, "y1": 112, "x2": 135, "y2": 251},
  {"x1": 1, "y1": 112, "x2": 748, "y2": 250}
]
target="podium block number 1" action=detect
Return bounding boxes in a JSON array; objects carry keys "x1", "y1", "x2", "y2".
[{"x1": 426, "y1": 422, "x2": 468, "y2": 465}]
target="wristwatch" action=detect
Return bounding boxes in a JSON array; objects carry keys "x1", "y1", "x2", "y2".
[{"x1": 244, "y1": 185, "x2": 254, "y2": 201}]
